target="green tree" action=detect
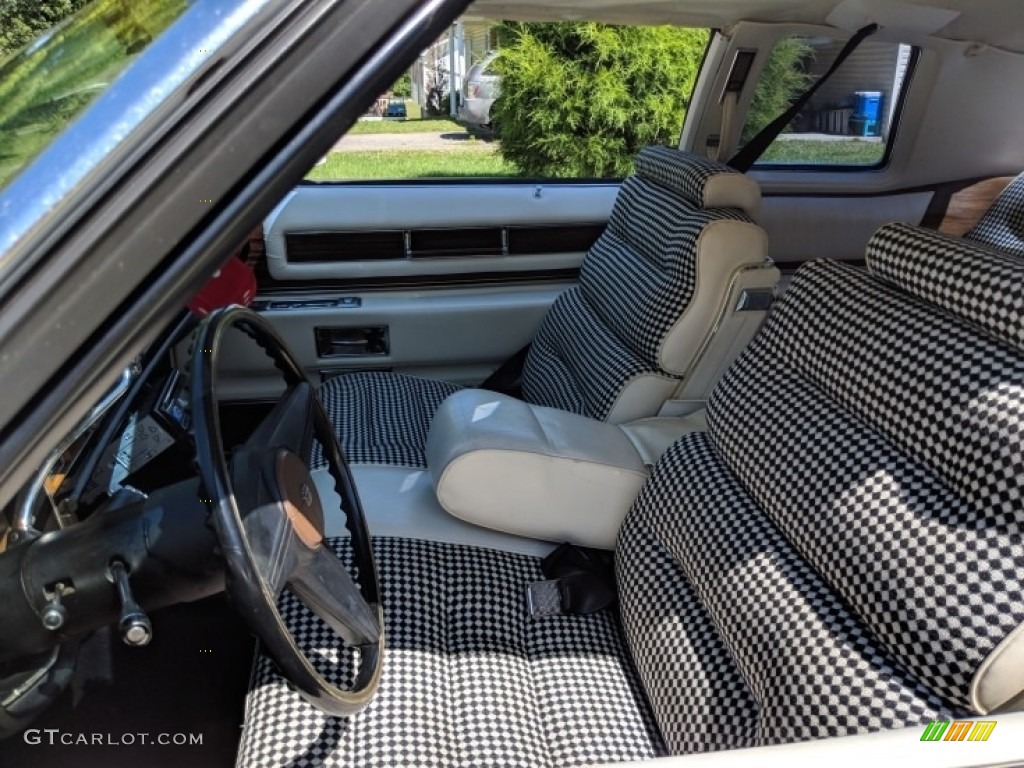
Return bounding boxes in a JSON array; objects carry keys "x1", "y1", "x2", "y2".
[
  {"x1": 492, "y1": 23, "x2": 709, "y2": 178},
  {"x1": 740, "y1": 36, "x2": 815, "y2": 144},
  {"x1": 390, "y1": 69, "x2": 412, "y2": 99},
  {"x1": 0, "y1": 0, "x2": 91, "y2": 59}
]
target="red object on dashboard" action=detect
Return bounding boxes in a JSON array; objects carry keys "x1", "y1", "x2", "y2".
[{"x1": 187, "y1": 256, "x2": 257, "y2": 317}]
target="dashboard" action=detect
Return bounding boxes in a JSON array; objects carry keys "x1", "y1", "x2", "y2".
[
  {"x1": 3, "y1": 314, "x2": 199, "y2": 553},
  {"x1": 80, "y1": 370, "x2": 193, "y2": 506},
  {"x1": 0, "y1": 313, "x2": 216, "y2": 737}
]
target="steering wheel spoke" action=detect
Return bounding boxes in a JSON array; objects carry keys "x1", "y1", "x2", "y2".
[
  {"x1": 291, "y1": 544, "x2": 380, "y2": 647},
  {"x1": 241, "y1": 503, "x2": 303, "y2": 597}
]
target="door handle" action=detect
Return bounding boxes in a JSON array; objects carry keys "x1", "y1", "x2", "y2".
[{"x1": 315, "y1": 326, "x2": 388, "y2": 357}]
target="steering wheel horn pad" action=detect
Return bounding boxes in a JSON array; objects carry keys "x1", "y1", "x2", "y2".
[{"x1": 270, "y1": 450, "x2": 325, "y2": 550}]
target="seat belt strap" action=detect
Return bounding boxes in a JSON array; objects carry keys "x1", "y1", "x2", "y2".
[
  {"x1": 727, "y1": 23, "x2": 879, "y2": 172},
  {"x1": 481, "y1": 343, "x2": 531, "y2": 394}
]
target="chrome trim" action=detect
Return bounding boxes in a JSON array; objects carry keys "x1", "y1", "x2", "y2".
[
  {"x1": 13, "y1": 365, "x2": 137, "y2": 540},
  {"x1": 1, "y1": 647, "x2": 60, "y2": 709}
]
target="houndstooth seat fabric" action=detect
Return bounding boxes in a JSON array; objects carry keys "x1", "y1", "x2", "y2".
[
  {"x1": 237, "y1": 537, "x2": 664, "y2": 768},
  {"x1": 964, "y1": 172, "x2": 1024, "y2": 255},
  {"x1": 618, "y1": 221, "x2": 1024, "y2": 753},
  {"x1": 316, "y1": 147, "x2": 766, "y2": 469},
  {"x1": 521, "y1": 150, "x2": 759, "y2": 419},
  {"x1": 240, "y1": 222, "x2": 1024, "y2": 765},
  {"x1": 312, "y1": 373, "x2": 461, "y2": 468}
]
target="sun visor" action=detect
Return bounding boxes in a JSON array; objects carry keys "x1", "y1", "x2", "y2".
[{"x1": 826, "y1": 0, "x2": 960, "y2": 40}]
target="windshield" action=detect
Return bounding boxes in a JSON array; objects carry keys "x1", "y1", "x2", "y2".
[{"x1": 0, "y1": 0, "x2": 190, "y2": 191}]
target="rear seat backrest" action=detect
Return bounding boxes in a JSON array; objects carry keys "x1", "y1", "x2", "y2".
[
  {"x1": 617, "y1": 222, "x2": 1024, "y2": 753},
  {"x1": 521, "y1": 147, "x2": 772, "y2": 423}
]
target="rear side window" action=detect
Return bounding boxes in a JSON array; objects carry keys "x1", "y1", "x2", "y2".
[{"x1": 740, "y1": 35, "x2": 917, "y2": 168}]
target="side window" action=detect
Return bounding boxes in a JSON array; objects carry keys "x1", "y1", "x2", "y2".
[
  {"x1": 740, "y1": 35, "x2": 916, "y2": 167},
  {"x1": 307, "y1": 18, "x2": 711, "y2": 182}
]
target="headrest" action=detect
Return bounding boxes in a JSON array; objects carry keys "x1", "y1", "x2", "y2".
[
  {"x1": 965, "y1": 173, "x2": 1024, "y2": 257},
  {"x1": 866, "y1": 222, "x2": 1024, "y2": 352},
  {"x1": 633, "y1": 147, "x2": 761, "y2": 219}
]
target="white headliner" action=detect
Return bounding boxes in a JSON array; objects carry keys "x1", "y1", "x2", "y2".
[{"x1": 469, "y1": 0, "x2": 1024, "y2": 53}]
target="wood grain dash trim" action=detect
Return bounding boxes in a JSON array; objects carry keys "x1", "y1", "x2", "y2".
[{"x1": 937, "y1": 176, "x2": 1016, "y2": 237}]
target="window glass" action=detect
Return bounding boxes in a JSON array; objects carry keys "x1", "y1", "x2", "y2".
[
  {"x1": 740, "y1": 35, "x2": 915, "y2": 167},
  {"x1": 307, "y1": 19, "x2": 711, "y2": 182},
  {"x1": 0, "y1": 0, "x2": 190, "y2": 191}
]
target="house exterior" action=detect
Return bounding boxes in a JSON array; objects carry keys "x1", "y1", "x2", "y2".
[
  {"x1": 410, "y1": 18, "x2": 498, "y2": 115},
  {"x1": 806, "y1": 39, "x2": 914, "y2": 138}
]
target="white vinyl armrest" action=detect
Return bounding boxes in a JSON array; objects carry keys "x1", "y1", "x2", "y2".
[{"x1": 425, "y1": 389, "x2": 649, "y2": 549}]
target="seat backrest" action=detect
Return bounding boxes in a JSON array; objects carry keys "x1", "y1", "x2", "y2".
[
  {"x1": 521, "y1": 147, "x2": 773, "y2": 423},
  {"x1": 617, "y1": 222, "x2": 1024, "y2": 754},
  {"x1": 965, "y1": 171, "x2": 1024, "y2": 255}
]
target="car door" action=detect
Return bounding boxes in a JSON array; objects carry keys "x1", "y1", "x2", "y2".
[
  {"x1": 211, "y1": 180, "x2": 618, "y2": 400},
  {"x1": 210, "y1": 21, "x2": 710, "y2": 401}
]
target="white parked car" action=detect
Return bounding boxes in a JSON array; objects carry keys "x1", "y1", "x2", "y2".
[{"x1": 458, "y1": 51, "x2": 500, "y2": 125}]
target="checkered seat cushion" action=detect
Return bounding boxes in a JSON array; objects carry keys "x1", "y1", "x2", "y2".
[
  {"x1": 313, "y1": 373, "x2": 462, "y2": 468},
  {"x1": 618, "y1": 222, "x2": 1024, "y2": 753},
  {"x1": 964, "y1": 172, "x2": 1024, "y2": 255},
  {"x1": 316, "y1": 148, "x2": 768, "y2": 468},
  {"x1": 238, "y1": 538, "x2": 665, "y2": 768}
]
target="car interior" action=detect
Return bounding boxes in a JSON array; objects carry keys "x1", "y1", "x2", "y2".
[{"x1": 1, "y1": 0, "x2": 1023, "y2": 767}]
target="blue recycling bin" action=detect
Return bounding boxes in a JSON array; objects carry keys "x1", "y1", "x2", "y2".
[{"x1": 852, "y1": 90, "x2": 883, "y2": 136}]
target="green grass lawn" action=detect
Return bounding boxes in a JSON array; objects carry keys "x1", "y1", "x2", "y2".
[
  {"x1": 307, "y1": 149, "x2": 517, "y2": 180},
  {"x1": 305, "y1": 137, "x2": 885, "y2": 181},
  {"x1": 346, "y1": 117, "x2": 465, "y2": 135},
  {"x1": 759, "y1": 138, "x2": 885, "y2": 165}
]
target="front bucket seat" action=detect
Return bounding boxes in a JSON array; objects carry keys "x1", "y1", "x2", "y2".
[{"x1": 316, "y1": 147, "x2": 773, "y2": 469}]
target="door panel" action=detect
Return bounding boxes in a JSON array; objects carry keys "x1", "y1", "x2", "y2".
[
  {"x1": 216, "y1": 182, "x2": 619, "y2": 399},
  {"x1": 263, "y1": 183, "x2": 619, "y2": 282},
  {"x1": 214, "y1": 284, "x2": 567, "y2": 400},
  {"x1": 760, "y1": 192, "x2": 933, "y2": 265}
]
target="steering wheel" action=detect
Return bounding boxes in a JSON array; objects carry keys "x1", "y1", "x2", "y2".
[{"x1": 190, "y1": 306, "x2": 383, "y2": 716}]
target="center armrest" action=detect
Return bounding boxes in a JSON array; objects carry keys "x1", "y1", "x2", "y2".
[{"x1": 425, "y1": 389, "x2": 651, "y2": 549}]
